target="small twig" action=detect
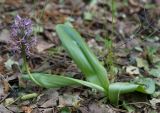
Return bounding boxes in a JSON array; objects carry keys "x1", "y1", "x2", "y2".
[{"x1": 117, "y1": 101, "x2": 151, "y2": 107}]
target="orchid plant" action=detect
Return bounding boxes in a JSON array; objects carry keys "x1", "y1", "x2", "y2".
[
  {"x1": 10, "y1": 15, "x2": 39, "y2": 85},
  {"x1": 11, "y1": 15, "x2": 155, "y2": 105}
]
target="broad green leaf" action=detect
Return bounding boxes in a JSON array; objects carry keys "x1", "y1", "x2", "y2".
[
  {"x1": 149, "y1": 68, "x2": 160, "y2": 77},
  {"x1": 109, "y1": 83, "x2": 139, "y2": 105},
  {"x1": 133, "y1": 77, "x2": 155, "y2": 94},
  {"x1": 55, "y1": 24, "x2": 109, "y2": 94},
  {"x1": 109, "y1": 78, "x2": 155, "y2": 105},
  {"x1": 22, "y1": 73, "x2": 105, "y2": 92}
]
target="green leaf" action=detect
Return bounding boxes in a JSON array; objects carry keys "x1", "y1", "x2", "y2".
[
  {"x1": 109, "y1": 78, "x2": 155, "y2": 105},
  {"x1": 22, "y1": 73, "x2": 105, "y2": 92},
  {"x1": 149, "y1": 68, "x2": 160, "y2": 78},
  {"x1": 133, "y1": 77, "x2": 155, "y2": 94},
  {"x1": 136, "y1": 57, "x2": 149, "y2": 71},
  {"x1": 83, "y1": 12, "x2": 93, "y2": 21},
  {"x1": 122, "y1": 101, "x2": 135, "y2": 113},
  {"x1": 55, "y1": 24, "x2": 109, "y2": 94},
  {"x1": 21, "y1": 93, "x2": 38, "y2": 100},
  {"x1": 60, "y1": 107, "x2": 71, "y2": 113},
  {"x1": 109, "y1": 82, "x2": 139, "y2": 105}
]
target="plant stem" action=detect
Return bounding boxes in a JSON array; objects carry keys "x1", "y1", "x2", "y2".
[
  {"x1": 111, "y1": 0, "x2": 115, "y2": 36},
  {"x1": 21, "y1": 44, "x2": 41, "y2": 86}
]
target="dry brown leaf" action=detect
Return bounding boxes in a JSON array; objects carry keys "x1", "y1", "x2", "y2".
[
  {"x1": 129, "y1": 0, "x2": 140, "y2": 7},
  {"x1": 126, "y1": 66, "x2": 140, "y2": 75},
  {"x1": 36, "y1": 38, "x2": 54, "y2": 53},
  {"x1": 89, "y1": 103, "x2": 116, "y2": 113},
  {"x1": 2, "y1": 80, "x2": 10, "y2": 93},
  {"x1": 5, "y1": 0, "x2": 22, "y2": 5},
  {"x1": 21, "y1": 106, "x2": 33, "y2": 113}
]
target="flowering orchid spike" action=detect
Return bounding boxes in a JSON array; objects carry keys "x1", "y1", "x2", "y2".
[
  {"x1": 10, "y1": 15, "x2": 40, "y2": 86},
  {"x1": 10, "y1": 14, "x2": 36, "y2": 56}
]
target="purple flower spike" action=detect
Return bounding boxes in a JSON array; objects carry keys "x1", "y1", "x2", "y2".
[{"x1": 10, "y1": 15, "x2": 36, "y2": 56}]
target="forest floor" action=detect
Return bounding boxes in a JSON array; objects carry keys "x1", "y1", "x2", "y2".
[{"x1": 0, "y1": 0, "x2": 160, "y2": 113}]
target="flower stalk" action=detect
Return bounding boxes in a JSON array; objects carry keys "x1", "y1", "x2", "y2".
[{"x1": 21, "y1": 44, "x2": 40, "y2": 86}]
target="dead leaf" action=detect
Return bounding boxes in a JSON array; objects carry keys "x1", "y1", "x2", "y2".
[
  {"x1": 0, "y1": 0, "x2": 5, "y2": 3},
  {"x1": 126, "y1": 66, "x2": 140, "y2": 75},
  {"x1": 36, "y1": 37, "x2": 54, "y2": 53},
  {"x1": 0, "y1": 64, "x2": 5, "y2": 75},
  {"x1": 129, "y1": 0, "x2": 139, "y2": 7},
  {"x1": 4, "y1": 98, "x2": 14, "y2": 106},
  {"x1": 2, "y1": 80, "x2": 10, "y2": 93},
  {"x1": 89, "y1": 103, "x2": 116, "y2": 113},
  {"x1": 0, "y1": 29, "x2": 10, "y2": 43},
  {"x1": 149, "y1": 98, "x2": 160, "y2": 109},
  {"x1": 4, "y1": 58, "x2": 19, "y2": 71},
  {"x1": 0, "y1": 105, "x2": 12, "y2": 113},
  {"x1": 44, "y1": 30, "x2": 58, "y2": 44},
  {"x1": 5, "y1": 0, "x2": 22, "y2": 6},
  {"x1": 58, "y1": 93, "x2": 82, "y2": 108},
  {"x1": 21, "y1": 106, "x2": 32, "y2": 113},
  {"x1": 7, "y1": 105, "x2": 22, "y2": 113},
  {"x1": 136, "y1": 57, "x2": 149, "y2": 70},
  {"x1": 32, "y1": 108, "x2": 53, "y2": 113},
  {"x1": 38, "y1": 89, "x2": 59, "y2": 107}
]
